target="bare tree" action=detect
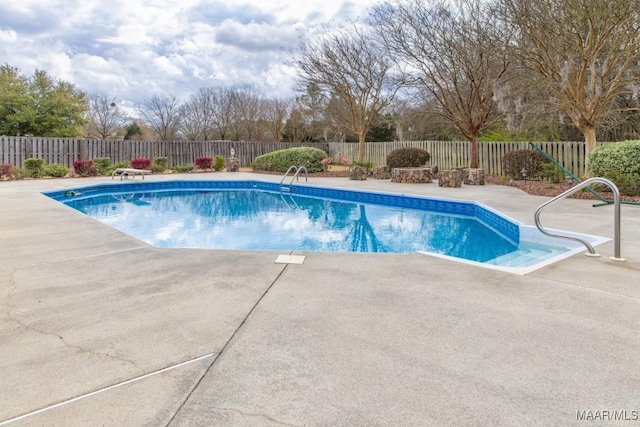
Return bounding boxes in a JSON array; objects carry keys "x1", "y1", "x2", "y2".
[
  {"x1": 296, "y1": 26, "x2": 401, "y2": 162},
  {"x1": 179, "y1": 88, "x2": 216, "y2": 140},
  {"x1": 138, "y1": 94, "x2": 182, "y2": 141},
  {"x1": 370, "y1": 0, "x2": 513, "y2": 168},
  {"x1": 208, "y1": 86, "x2": 235, "y2": 140},
  {"x1": 179, "y1": 98, "x2": 203, "y2": 140},
  {"x1": 263, "y1": 97, "x2": 292, "y2": 142},
  {"x1": 85, "y1": 94, "x2": 128, "y2": 139},
  {"x1": 223, "y1": 84, "x2": 265, "y2": 141},
  {"x1": 498, "y1": 0, "x2": 640, "y2": 161}
]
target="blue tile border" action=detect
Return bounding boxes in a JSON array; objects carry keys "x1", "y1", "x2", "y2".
[{"x1": 43, "y1": 179, "x2": 521, "y2": 244}]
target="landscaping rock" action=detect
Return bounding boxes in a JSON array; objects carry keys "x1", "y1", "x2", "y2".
[
  {"x1": 349, "y1": 165, "x2": 368, "y2": 180},
  {"x1": 438, "y1": 170, "x2": 463, "y2": 188},
  {"x1": 423, "y1": 164, "x2": 439, "y2": 175},
  {"x1": 372, "y1": 165, "x2": 391, "y2": 179},
  {"x1": 227, "y1": 158, "x2": 240, "y2": 172},
  {"x1": 464, "y1": 168, "x2": 485, "y2": 185},
  {"x1": 391, "y1": 167, "x2": 432, "y2": 183}
]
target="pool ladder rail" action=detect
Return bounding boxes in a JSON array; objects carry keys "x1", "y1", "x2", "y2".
[
  {"x1": 534, "y1": 177, "x2": 625, "y2": 261},
  {"x1": 280, "y1": 165, "x2": 308, "y2": 192}
]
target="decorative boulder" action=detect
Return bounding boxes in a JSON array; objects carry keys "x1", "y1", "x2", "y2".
[
  {"x1": 391, "y1": 167, "x2": 432, "y2": 183},
  {"x1": 438, "y1": 170, "x2": 463, "y2": 188},
  {"x1": 464, "y1": 168, "x2": 485, "y2": 185},
  {"x1": 349, "y1": 165, "x2": 368, "y2": 180},
  {"x1": 372, "y1": 165, "x2": 391, "y2": 179},
  {"x1": 424, "y1": 164, "x2": 439, "y2": 175},
  {"x1": 227, "y1": 158, "x2": 240, "y2": 172}
]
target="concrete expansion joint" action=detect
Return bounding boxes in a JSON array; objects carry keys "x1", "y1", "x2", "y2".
[
  {"x1": 166, "y1": 262, "x2": 290, "y2": 425},
  {"x1": 19, "y1": 246, "x2": 149, "y2": 269},
  {"x1": 541, "y1": 275, "x2": 640, "y2": 301},
  {"x1": 211, "y1": 406, "x2": 299, "y2": 426}
]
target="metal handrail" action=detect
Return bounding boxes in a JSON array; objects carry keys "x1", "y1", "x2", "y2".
[
  {"x1": 534, "y1": 177, "x2": 624, "y2": 261},
  {"x1": 280, "y1": 165, "x2": 298, "y2": 188},
  {"x1": 280, "y1": 165, "x2": 308, "y2": 192},
  {"x1": 290, "y1": 166, "x2": 308, "y2": 185}
]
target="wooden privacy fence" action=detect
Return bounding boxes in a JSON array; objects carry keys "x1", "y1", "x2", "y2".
[
  {"x1": 329, "y1": 140, "x2": 591, "y2": 176},
  {"x1": 0, "y1": 136, "x2": 592, "y2": 176},
  {"x1": 0, "y1": 137, "x2": 328, "y2": 171}
]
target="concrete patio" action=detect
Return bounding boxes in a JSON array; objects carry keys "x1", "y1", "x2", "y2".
[{"x1": 1, "y1": 172, "x2": 639, "y2": 426}]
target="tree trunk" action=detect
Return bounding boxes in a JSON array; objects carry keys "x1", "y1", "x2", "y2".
[
  {"x1": 358, "y1": 133, "x2": 366, "y2": 163},
  {"x1": 468, "y1": 134, "x2": 479, "y2": 169},
  {"x1": 582, "y1": 125, "x2": 597, "y2": 175}
]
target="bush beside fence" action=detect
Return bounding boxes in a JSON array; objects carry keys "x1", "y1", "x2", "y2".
[{"x1": 0, "y1": 136, "x2": 598, "y2": 177}]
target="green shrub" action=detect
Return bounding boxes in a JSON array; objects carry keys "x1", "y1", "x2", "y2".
[
  {"x1": 213, "y1": 155, "x2": 225, "y2": 171},
  {"x1": 539, "y1": 162, "x2": 564, "y2": 183},
  {"x1": 386, "y1": 147, "x2": 431, "y2": 169},
  {"x1": 588, "y1": 140, "x2": 640, "y2": 196},
  {"x1": 24, "y1": 158, "x2": 45, "y2": 178},
  {"x1": 353, "y1": 161, "x2": 373, "y2": 168},
  {"x1": 502, "y1": 149, "x2": 548, "y2": 179},
  {"x1": 152, "y1": 157, "x2": 168, "y2": 173},
  {"x1": 94, "y1": 157, "x2": 111, "y2": 175},
  {"x1": 12, "y1": 167, "x2": 27, "y2": 180},
  {"x1": 251, "y1": 147, "x2": 328, "y2": 173},
  {"x1": 43, "y1": 163, "x2": 69, "y2": 177},
  {"x1": 172, "y1": 163, "x2": 194, "y2": 173}
]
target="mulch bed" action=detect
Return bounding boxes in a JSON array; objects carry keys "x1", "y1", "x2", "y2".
[
  {"x1": 484, "y1": 175, "x2": 640, "y2": 203},
  {"x1": 250, "y1": 168, "x2": 640, "y2": 203}
]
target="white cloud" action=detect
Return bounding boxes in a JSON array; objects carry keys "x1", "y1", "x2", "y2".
[{"x1": 0, "y1": 0, "x2": 372, "y2": 105}]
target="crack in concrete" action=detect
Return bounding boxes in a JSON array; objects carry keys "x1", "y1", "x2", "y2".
[
  {"x1": 8, "y1": 310, "x2": 145, "y2": 374},
  {"x1": 212, "y1": 406, "x2": 300, "y2": 426},
  {"x1": 3, "y1": 267, "x2": 144, "y2": 374},
  {"x1": 3, "y1": 268, "x2": 18, "y2": 313}
]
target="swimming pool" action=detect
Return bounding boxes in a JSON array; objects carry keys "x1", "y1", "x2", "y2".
[{"x1": 44, "y1": 180, "x2": 608, "y2": 274}]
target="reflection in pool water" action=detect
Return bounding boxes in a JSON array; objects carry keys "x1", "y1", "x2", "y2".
[{"x1": 66, "y1": 189, "x2": 518, "y2": 262}]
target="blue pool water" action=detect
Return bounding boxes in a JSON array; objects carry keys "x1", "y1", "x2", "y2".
[{"x1": 44, "y1": 180, "x2": 606, "y2": 272}]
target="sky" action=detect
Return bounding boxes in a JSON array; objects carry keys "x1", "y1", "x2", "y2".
[{"x1": 0, "y1": 0, "x2": 373, "y2": 108}]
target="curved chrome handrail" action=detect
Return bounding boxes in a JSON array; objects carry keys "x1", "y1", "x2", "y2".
[
  {"x1": 290, "y1": 166, "x2": 308, "y2": 185},
  {"x1": 534, "y1": 177, "x2": 624, "y2": 261},
  {"x1": 280, "y1": 165, "x2": 298, "y2": 187}
]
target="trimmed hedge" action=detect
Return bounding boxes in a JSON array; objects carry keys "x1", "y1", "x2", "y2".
[
  {"x1": 94, "y1": 157, "x2": 111, "y2": 175},
  {"x1": 386, "y1": 147, "x2": 431, "y2": 169},
  {"x1": 213, "y1": 155, "x2": 225, "y2": 171},
  {"x1": 24, "y1": 158, "x2": 45, "y2": 178},
  {"x1": 152, "y1": 157, "x2": 168, "y2": 173},
  {"x1": 43, "y1": 163, "x2": 69, "y2": 177},
  {"x1": 251, "y1": 147, "x2": 328, "y2": 173},
  {"x1": 588, "y1": 140, "x2": 640, "y2": 196}
]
